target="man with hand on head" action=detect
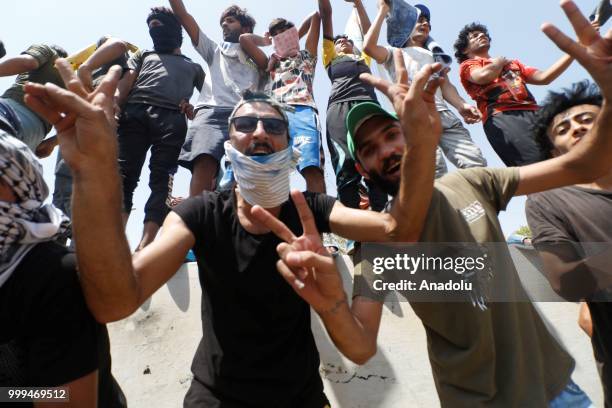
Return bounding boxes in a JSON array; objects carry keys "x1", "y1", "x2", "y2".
[{"x1": 257, "y1": 1, "x2": 611, "y2": 406}]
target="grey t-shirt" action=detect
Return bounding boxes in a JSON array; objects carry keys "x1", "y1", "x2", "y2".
[
  {"x1": 126, "y1": 50, "x2": 204, "y2": 111},
  {"x1": 193, "y1": 31, "x2": 262, "y2": 109}
]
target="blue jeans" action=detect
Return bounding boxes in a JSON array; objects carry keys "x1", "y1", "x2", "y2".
[{"x1": 549, "y1": 379, "x2": 594, "y2": 408}]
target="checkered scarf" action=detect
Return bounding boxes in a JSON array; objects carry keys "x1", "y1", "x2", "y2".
[{"x1": 0, "y1": 132, "x2": 70, "y2": 287}]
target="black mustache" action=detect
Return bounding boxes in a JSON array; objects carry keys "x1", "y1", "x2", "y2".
[{"x1": 382, "y1": 154, "x2": 403, "y2": 173}]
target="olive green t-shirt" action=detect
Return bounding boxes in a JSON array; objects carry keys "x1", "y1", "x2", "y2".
[
  {"x1": 2, "y1": 44, "x2": 65, "y2": 134},
  {"x1": 354, "y1": 168, "x2": 574, "y2": 407}
]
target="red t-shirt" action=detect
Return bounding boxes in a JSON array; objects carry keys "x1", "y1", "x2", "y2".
[{"x1": 460, "y1": 57, "x2": 539, "y2": 122}]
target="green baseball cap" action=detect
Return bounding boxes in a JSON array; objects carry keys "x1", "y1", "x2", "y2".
[{"x1": 346, "y1": 102, "x2": 398, "y2": 160}]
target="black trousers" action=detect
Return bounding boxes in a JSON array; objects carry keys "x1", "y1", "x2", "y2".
[
  {"x1": 326, "y1": 100, "x2": 387, "y2": 211},
  {"x1": 118, "y1": 103, "x2": 187, "y2": 226},
  {"x1": 483, "y1": 110, "x2": 545, "y2": 167}
]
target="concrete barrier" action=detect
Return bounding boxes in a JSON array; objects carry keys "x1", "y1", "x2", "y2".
[{"x1": 108, "y1": 253, "x2": 603, "y2": 407}]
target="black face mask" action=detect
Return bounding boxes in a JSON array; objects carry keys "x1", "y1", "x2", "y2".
[{"x1": 149, "y1": 25, "x2": 182, "y2": 53}]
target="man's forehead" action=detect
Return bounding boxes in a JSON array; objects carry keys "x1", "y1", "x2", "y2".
[
  {"x1": 356, "y1": 116, "x2": 401, "y2": 146},
  {"x1": 234, "y1": 102, "x2": 282, "y2": 118},
  {"x1": 551, "y1": 104, "x2": 601, "y2": 127}
]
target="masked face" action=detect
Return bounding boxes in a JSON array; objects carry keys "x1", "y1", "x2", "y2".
[
  {"x1": 272, "y1": 26, "x2": 300, "y2": 58},
  {"x1": 148, "y1": 19, "x2": 182, "y2": 53}
]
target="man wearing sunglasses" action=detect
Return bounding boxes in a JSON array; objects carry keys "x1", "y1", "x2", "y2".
[{"x1": 26, "y1": 51, "x2": 436, "y2": 406}]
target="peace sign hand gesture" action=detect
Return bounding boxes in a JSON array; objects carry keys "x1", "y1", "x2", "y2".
[
  {"x1": 251, "y1": 190, "x2": 347, "y2": 314},
  {"x1": 543, "y1": 0, "x2": 611, "y2": 96}
]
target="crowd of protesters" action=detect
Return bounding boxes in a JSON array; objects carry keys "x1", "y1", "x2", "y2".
[{"x1": 0, "y1": 0, "x2": 611, "y2": 406}]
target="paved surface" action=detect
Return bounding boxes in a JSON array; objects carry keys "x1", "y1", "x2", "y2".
[{"x1": 108, "y1": 254, "x2": 603, "y2": 407}]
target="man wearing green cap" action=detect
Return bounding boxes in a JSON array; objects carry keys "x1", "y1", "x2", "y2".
[{"x1": 257, "y1": 2, "x2": 612, "y2": 406}]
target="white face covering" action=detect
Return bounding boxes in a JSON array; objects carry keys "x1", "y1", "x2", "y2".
[{"x1": 224, "y1": 141, "x2": 299, "y2": 208}]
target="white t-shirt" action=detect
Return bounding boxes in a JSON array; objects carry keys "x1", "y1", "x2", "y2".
[
  {"x1": 194, "y1": 31, "x2": 262, "y2": 108},
  {"x1": 384, "y1": 46, "x2": 449, "y2": 112}
]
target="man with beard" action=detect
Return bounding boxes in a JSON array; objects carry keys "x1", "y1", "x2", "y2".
[
  {"x1": 115, "y1": 7, "x2": 204, "y2": 251},
  {"x1": 364, "y1": 0, "x2": 487, "y2": 178},
  {"x1": 24, "y1": 43, "x2": 442, "y2": 404},
  {"x1": 169, "y1": 0, "x2": 263, "y2": 195},
  {"x1": 526, "y1": 80, "x2": 612, "y2": 407},
  {"x1": 258, "y1": 2, "x2": 611, "y2": 406}
]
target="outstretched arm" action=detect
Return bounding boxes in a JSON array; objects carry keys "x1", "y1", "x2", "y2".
[
  {"x1": 77, "y1": 38, "x2": 129, "y2": 92},
  {"x1": 305, "y1": 11, "x2": 322, "y2": 57},
  {"x1": 24, "y1": 60, "x2": 193, "y2": 323},
  {"x1": 319, "y1": 0, "x2": 333, "y2": 40},
  {"x1": 525, "y1": 53, "x2": 573, "y2": 85},
  {"x1": 363, "y1": 0, "x2": 391, "y2": 64},
  {"x1": 515, "y1": 0, "x2": 611, "y2": 196},
  {"x1": 169, "y1": 0, "x2": 201, "y2": 45},
  {"x1": 0, "y1": 54, "x2": 39, "y2": 77},
  {"x1": 349, "y1": 0, "x2": 373, "y2": 35}
]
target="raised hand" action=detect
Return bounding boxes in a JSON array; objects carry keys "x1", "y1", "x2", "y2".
[
  {"x1": 251, "y1": 190, "x2": 346, "y2": 312},
  {"x1": 23, "y1": 59, "x2": 121, "y2": 174},
  {"x1": 542, "y1": 0, "x2": 611, "y2": 96},
  {"x1": 360, "y1": 48, "x2": 444, "y2": 147}
]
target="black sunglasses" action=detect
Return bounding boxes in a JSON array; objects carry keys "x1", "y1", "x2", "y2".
[{"x1": 230, "y1": 116, "x2": 288, "y2": 135}]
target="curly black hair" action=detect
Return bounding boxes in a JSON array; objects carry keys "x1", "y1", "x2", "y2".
[
  {"x1": 220, "y1": 5, "x2": 256, "y2": 33},
  {"x1": 532, "y1": 80, "x2": 602, "y2": 159},
  {"x1": 453, "y1": 22, "x2": 490, "y2": 63},
  {"x1": 268, "y1": 18, "x2": 295, "y2": 37}
]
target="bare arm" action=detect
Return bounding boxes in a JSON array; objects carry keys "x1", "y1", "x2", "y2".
[
  {"x1": 239, "y1": 33, "x2": 270, "y2": 71},
  {"x1": 351, "y1": 0, "x2": 372, "y2": 35},
  {"x1": 0, "y1": 54, "x2": 39, "y2": 77},
  {"x1": 305, "y1": 11, "x2": 321, "y2": 57},
  {"x1": 78, "y1": 38, "x2": 128, "y2": 92},
  {"x1": 467, "y1": 56, "x2": 508, "y2": 85},
  {"x1": 318, "y1": 0, "x2": 333, "y2": 40},
  {"x1": 298, "y1": 10, "x2": 317, "y2": 39},
  {"x1": 113, "y1": 68, "x2": 137, "y2": 109},
  {"x1": 37, "y1": 371, "x2": 98, "y2": 408},
  {"x1": 525, "y1": 53, "x2": 573, "y2": 85},
  {"x1": 169, "y1": 0, "x2": 201, "y2": 45},
  {"x1": 363, "y1": 2, "x2": 391, "y2": 64},
  {"x1": 441, "y1": 78, "x2": 482, "y2": 124}
]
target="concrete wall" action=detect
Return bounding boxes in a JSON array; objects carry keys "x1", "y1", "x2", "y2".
[{"x1": 108, "y1": 254, "x2": 603, "y2": 407}]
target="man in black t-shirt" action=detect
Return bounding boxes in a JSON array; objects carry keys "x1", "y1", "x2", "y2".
[
  {"x1": 527, "y1": 80, "x2": 612, "y2": 407},
  {"x1": 24, "y1": 50, "x2": 431, "y2": 404},
  {"x1": 0, "y1": 132, "x2": 125, "y2": 407}
]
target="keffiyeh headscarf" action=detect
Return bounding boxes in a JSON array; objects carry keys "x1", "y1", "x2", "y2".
[{"x1": 0, "y1": 132, "x2": 70, "y2": 287}]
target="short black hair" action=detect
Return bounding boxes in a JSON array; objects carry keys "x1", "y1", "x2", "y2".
[
  {"x1": 453, "y1": 22, "x2": 490, "y2": 63},
  {"x1": 333, "y1": 34, "x2": 353, "y2": 45},
  {"x1": 220, "y1": 5, "x2": 256, "y2": 33},
  {"x1": 532, "y1": 80, "x2": 602, "y2": 158},
  {"x1": 50, "y1": 45, "x2": 67, "y2": 58},
  {"x1": 268, "y1": 18, "x2": 295, "y2": 37}
]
